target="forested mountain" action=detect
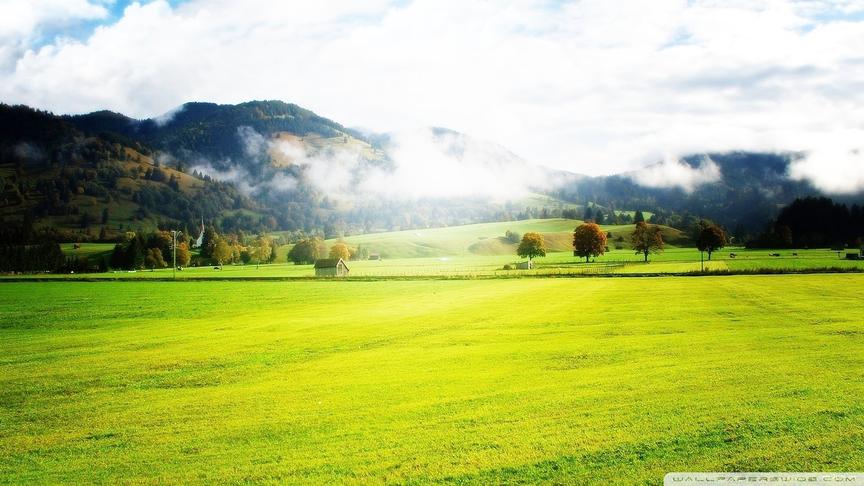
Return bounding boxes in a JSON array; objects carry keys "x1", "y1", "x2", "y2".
[
  {"x1": 553, "y1": 153, "x2": 828, "y2": 239},
  {"x1": 66, "y1": 100, "x2": 561, "y2": 234},
  {"x1": 2, "y1": 101, "x2": 560, "y2": 238},
  {"x1": 3, "y1": 100, "x2": 862, "y2": 244},
  {"x1": 66, "y1": 101, "x2": 381, "y2": 169},
  {"x1": 0, "y1": 104, "x2": 265, "y2": 242}
]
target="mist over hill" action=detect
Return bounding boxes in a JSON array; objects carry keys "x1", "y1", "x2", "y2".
[
  {"x1": 553, "y1": 152, "x2": 834, "y2": 237},
  {"x1": 2, "y1": 99, "x2": 861, "y2": 242}
]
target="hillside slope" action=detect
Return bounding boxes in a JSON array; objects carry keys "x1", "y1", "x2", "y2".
[
  {"x1": 0, "y1": 104, "x2": 265, "y2": 240},
  {"x1": 324, "y1": 219, "x2": 687, "y2": 259},
  {"x1": 5, "y1": 102, "x2": 594, "y2": 238},
  {"x1": 67, "y1": 100, "x2": 387, "y2": 171},
  {"x1": 64, "y1": 100, "x2": 587, "y2": 233},
  {"x1": 7, "y1": 99, "x2": 854, "y2": 240}
]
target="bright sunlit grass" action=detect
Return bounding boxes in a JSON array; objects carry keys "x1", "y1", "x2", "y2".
[
  {"x1": 1, "y1": 275, "x2": 863, "y2": 483},
  {"x1": 21, "y1": 245, "x2": 864, "y2": 280}
]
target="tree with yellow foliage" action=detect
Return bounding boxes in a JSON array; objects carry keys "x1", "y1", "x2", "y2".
[
  {"x1": 329, "y1": 242, "x2": 352, "y2": 261},
  {"x1": 517, "y1": 232, "x2": 546, "y2": 262}
]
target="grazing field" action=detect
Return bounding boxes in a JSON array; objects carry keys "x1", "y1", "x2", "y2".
[
  {"x1": 32, "y1": 246, "x2": 864, "y2": 280},
  {"x1": 318, "y1": 218, "x2": 687, "y2": 258},
  {"x1": 47, "y1": 219, "x2": 863, "y2": 280},
  {"x1": 47, "y1": 219, "x2": 864, "y2": 280},
  {"x1": 1, "y1": 276, "x2": 863, "y2": 483},
  {"x1": 60, "y1": 242, "x2": 116, "y2": 260}
]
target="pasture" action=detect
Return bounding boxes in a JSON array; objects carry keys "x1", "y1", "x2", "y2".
[
  {"x1": 29, "y1": 246, "x2": 864, "y2": 280},
  {"x1": 42, "y1": 219, "x2": 863, "y2": 280},
  {"x1": 1, "y1": 275, "x2": 863, "y2": 483},
  {"x1": 319, "y1": 218, "x2": 687, "y2": 258}
]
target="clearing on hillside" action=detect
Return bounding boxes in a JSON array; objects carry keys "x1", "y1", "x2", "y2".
[{"x1": 320, "y1": 218, "x2": 687, "y2": 259}]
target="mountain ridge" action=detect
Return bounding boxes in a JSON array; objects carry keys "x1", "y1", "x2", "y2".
[{"x1": 3, "y1": 99, "x2": 861, "y2": 242}]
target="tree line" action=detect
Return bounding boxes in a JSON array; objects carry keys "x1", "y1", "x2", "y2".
[
  {"x1": 514, "y1": 219, "x2": 728, "y2": 266},
  {"x1": 108, "y1": 231, "x2": 191, "y2": 271},
  {"x1": 749, "y1": 197, "x2": 864, "y2": 249},
  {"x1": 287, "y1": 238, "x2": 370, "y2": 264},
  {"x1": 0, "y1": 242, "x2": 66, "y2": 273}
]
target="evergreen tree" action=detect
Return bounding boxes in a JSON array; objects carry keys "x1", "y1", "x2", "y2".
[
  {"x1": 201, "y1": 226, "x2": 219, "y2": 258},
  {"x1": 595, "y1": 210, "x2": 606, "y2": 225},
  {"x1": 125, "y1": 235, "x2": 145, "y2": 269},
  {"x1": 268, "y1": 238, "x2": 279, "y2": 263},
  {"x1": 110, "y1": 244, "x2": 126, "y2": 269}
]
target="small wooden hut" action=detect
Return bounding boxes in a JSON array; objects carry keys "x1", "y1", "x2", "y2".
[{"x1": 314, "y1": 258, "x2": 350, "y2": 277}]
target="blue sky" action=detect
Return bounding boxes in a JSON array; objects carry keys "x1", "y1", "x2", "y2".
[{"x1": 29, "y1": 0, "x2": 185, "y2": 48}]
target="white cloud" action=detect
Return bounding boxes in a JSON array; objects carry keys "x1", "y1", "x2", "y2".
[
  {"x1": 153, "y1": 103, "x2": 184, "y2": 126},
  {"x1": 12, "y1": 141, "x2": 46, "y2": 161},
  {"x1": 0, "y1": 0, "x2": 108, "y2": 70},
  {"x1": 356, "y1": 128, "x2": 545, "y2": 200},
  {"x1": 237, "y1": 126, "x2": 267, "y2": 158},
  {"x1": 202, "y1": 126, "x2": 545, "y2": 201},
  {"x1": 789, "y1": 144, "x2": 864, "y2": 194},
  {"x1": 630, "y1": 155, "x2": 722, "y2": 193},
  {"x1": 1, "y1": 0, "x2": 864, "y2": 194}
]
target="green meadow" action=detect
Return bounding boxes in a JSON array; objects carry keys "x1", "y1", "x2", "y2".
[
  {"x1": 25, "y1": 246, "x2": 864, "y2": 280},
  {"x1": 39, "y1": 219, "x2": 862, "y2": 280},
  {"x1": 319, "y1": 218, "x2": 687, "y2": 258},
  {"x1": 2, "y1": 276, "x2": 863, "y2": 483}
]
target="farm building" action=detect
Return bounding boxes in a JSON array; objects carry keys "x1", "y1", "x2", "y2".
[
  {"x1": 516, "y1": 261, "x2": 534, "y2": 270},
  {"x1": 368, "y1": 253, "x2": 381, "y2": 261},
  {"x1": 314, "y1": 258, "x2": 350, "y2": 277}
]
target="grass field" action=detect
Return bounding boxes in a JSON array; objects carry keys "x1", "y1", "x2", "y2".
[
  {"x1": 1, "y1": 276, "x2": 863, "y2": 483},
  {"x1": 32, "y1": 246, "x2": 864, "y2": 280},
  {"x1": 320, "y1": 219, "x2": 687, "y2": 258},
  {"x1": 60, "y1": 243, "x2": 117, "y2": 260},
  {"x1": 46, "y1": 219, "x2": 864, "y2": 281}
]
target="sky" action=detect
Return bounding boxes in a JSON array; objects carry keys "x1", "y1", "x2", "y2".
[{"x1": 1, "y1": 0, "x2": 864, "y2": 191}]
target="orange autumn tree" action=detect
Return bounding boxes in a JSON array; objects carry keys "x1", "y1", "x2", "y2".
[
  {"x1": 573, "y1": 222, "x2": 607, "y2": 263},
  {"x1": 175, "y1": 242, "x2": 191, "y2": 267}
]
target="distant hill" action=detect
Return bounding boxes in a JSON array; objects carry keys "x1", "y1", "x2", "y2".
[
  {"x1": 3, "y1": 101, "x2": 583, "y2": 238},
  {"x1": 4, "y1": 99, "x2": 861, "y2": 243},
  {"x1": 66, "y1": 100, "x2": 385, "y2": 170},
  {"x1": 63, "y1": 100, "x2": 580, "y2": 234},
  {"x1": 551, "y1": 152, "x2": 847, "y2": 238},
  {"x1": 0, "y1": 104, "x2": 265, "y2": 241}
]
